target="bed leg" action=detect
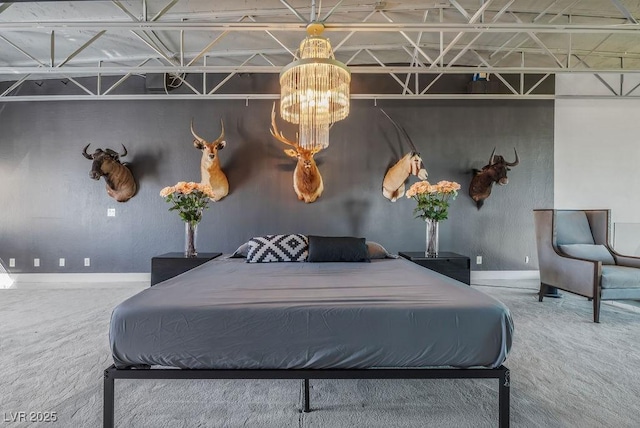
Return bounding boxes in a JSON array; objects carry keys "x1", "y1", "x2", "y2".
[
  {"x1": 103, "y1": 366, "x2": 115, "y2": 428},
  {"x1": 499, "y1": 368, "x2": 510, "y2": 428},
  {"x1": 303, "y1": 379, "x2": 310, "y2": 413}
]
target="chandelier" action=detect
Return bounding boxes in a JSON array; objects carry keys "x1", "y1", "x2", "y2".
[{"x1": 280, "y1": 22, "x2": 351, "y2": 150}]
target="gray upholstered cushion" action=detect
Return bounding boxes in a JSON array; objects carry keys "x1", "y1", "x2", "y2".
[
  {"x1": 559, "y1": 244, "x2": 615, "y2": 265},
  {"x1": 601, "y1": 266, "x2": 640, "y2": 289},
  {"x1": 555, "y1": 211, "x2": 595, "y2": 245}
]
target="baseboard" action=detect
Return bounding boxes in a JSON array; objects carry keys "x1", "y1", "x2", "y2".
[
  {"x1": 12, "y1": 273, "x2": 151, "y2": 283},
  {"x1": 471, "y1": 270, "x2": 540, "y2": 280}
]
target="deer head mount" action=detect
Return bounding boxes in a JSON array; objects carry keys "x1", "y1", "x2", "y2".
[
  {"x1": 190, "y1": 118, "x2": 229, "y2": 202},
  {"x1": 82, "y1": 144, "x2": 137, "y2": 202},
  {"x1": 270, "y1": 103, "x2": 324, "y2": 203},
  {"x1": 380, "y1": 109, "x2": 428, "y2": 202}
]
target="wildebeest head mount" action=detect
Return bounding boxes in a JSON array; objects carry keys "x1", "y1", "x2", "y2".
[
  {"x1": 82, "y1": 144, "x2": 136, "y2": 202},
  {"x1": 82, "y1": 144, "x2": 128, "y2": 179},
  {"x1": 468, "y1": 147, "x2": 520, "y2": 210}
]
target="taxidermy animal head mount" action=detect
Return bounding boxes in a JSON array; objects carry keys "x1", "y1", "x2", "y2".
[
  {"x1": 190, "y1": 118, "x2": 229, "y2": 202},
  {"x1": 469, "y1": 147, "x2": 520, "y2": 209},
  {"x1": 82, "y1": 144, "x2": 136, "y2": 202},
  {"x1": 380, "y1": 109, "x2": 428, "y2": 202},
  {"x1": 270, "y1": 103, "x2": 324, "y2": 204}
]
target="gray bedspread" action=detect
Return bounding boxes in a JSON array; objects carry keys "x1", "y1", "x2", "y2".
[{"x1": 110, "y1": 257, "x2": 513, "y2": 369}]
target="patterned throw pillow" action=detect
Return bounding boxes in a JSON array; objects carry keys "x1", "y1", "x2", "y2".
[{"x1": 246, "y1": 234, "x2": 309, "y2": 263}]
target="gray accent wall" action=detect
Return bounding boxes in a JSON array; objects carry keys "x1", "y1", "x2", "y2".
[{"x1": 0, "y1": 92, "x2": 553, "y2": 273}]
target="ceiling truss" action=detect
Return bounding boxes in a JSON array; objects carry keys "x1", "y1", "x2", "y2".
[{"x1": 1, "y1": 0, "x2": 640, "y2": 101}]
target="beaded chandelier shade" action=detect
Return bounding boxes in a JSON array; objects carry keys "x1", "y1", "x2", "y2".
[{"x1": 279, "y1": 23, "x2": 351, "y2": 150}]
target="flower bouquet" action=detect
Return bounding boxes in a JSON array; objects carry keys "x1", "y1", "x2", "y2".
[
  {"x1": 406, "y1": 180, "x2": 461, "y2": 256},
  {"x1": 160, "y1": 182, "x2": 217, "y2": 256}
]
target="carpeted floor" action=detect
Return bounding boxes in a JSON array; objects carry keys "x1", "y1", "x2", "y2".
[{"x1": 1, "y1": 279, "x2": 639, "y2": 428}]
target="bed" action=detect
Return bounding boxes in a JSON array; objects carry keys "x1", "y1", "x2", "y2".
[{"x1": 104, "y1": 254, "x2": 513, "y2": 427}]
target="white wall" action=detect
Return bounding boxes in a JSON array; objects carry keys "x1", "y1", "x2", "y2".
[
  {"x1": 555, "y1": 74, "x2": 640, "y2": 251},
  {"x1": 555, "y1": 74, "x2": 640, "y2": 224}
]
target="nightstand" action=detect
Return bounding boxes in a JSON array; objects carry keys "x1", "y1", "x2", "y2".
[
  {"x1": 399, "y1": 252, "x2": 471, "y2": 285},
  {"x1": 150, "y1": 252, "x2": 221, "y2": 286}
]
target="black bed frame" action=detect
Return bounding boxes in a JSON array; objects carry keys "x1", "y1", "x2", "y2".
[{"x1": 103, "y1": 364, "x2": 510, "y2": 427}]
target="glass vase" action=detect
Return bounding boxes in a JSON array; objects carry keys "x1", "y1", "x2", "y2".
[
  {"x1": 425, "y1": 218, "x2": 439, "y2": 257},
  {"x1": 185, "y1": 222, "x2": 198, "y2": 257}
]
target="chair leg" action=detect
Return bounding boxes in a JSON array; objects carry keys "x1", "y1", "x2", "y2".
[
  {"x1": 538, "y1": 283, "x2": 547, "y2": 302},
  {"x1": 593, "y1": 294, "x2": 601, "y2": 323}
]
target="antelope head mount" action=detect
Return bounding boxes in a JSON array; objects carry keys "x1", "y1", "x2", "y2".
[
  {"x1": 270, "y1": 104, "x2": 324, "y2": 203},
  {"x1": 191, "y1": 118, "x2": 229, "y2": 201},
  {"x1": 380, "y1": 109, "x2": 428, "y2": 202}
]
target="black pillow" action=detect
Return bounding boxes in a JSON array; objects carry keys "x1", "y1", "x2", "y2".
[{"x1": 307, "y1": 236, "x2": 370, "y2": 262}]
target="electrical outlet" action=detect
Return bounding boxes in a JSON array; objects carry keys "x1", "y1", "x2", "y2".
[
  {"x1": 9, "y1": 258, "x2": 15, "y2": 267},
  {"x1": 84, "y1": 258, "x2": 91, "y2": 267},
  {"x1": 525, "y1": 256, "x2": 530, "y2": 264},
  {"x1": 107, "y1": 208, "x2": 116, "y2": 217},
  {"x1": 476, "y1": 256, "x2": 483, "y2": 265},
  {"x1": 33, "y1": 258, "x2": 40, "y2": 267},
  {"x1": 59, "y1": 258, "x2": 65, "y2": 267}
]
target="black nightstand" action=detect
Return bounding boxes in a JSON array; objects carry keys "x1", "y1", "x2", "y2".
[
  {"x1": 150, "y1": 252, "x2": 222, "y2": 286},
  {"x1": 399, "y1": 252, "x2": 471, "y2": 285}
]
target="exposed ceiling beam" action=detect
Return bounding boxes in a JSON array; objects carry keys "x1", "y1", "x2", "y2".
[
  {"x1": 2, "y1": 65, "x2": 638, "y2": 75},
  {"x1": 0, "y1": 93, "x2": 557, "y2": 102},
  {"x1": 2, "y1": 21, "x2": 640, "y2": 34},
  {"x1": 611, "y1": 0, "x2": 639, "y2": 24}
]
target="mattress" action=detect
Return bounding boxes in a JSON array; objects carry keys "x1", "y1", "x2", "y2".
[{"x1": 110, "y1": 256, "x2": 513, "y2": 369}]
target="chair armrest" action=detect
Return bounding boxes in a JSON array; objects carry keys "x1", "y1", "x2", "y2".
[
  {"x1": 539, "y1": 250, "x2": 600, "y2": 297},
  {"x1": 612, "y1": 252, "x2": 640, "y2": 268}
]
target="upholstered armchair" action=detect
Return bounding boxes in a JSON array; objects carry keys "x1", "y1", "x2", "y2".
[{"x1": 534, "y1": 209, "x2": 640, "y2": 323}]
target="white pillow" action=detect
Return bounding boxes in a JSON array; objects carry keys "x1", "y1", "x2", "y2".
[
  {"x1": 230, "y1": 242, "x2": 249, "y2": 258},
  {"x1": 366, "y1": 241, "x2": 395, "y2": 259}
]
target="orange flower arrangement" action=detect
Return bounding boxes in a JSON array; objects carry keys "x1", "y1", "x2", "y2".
[
  {"x1": 406, "y1": 180, "x2": 461, "y2": 221},
  {"x1": 160, "y1": 182, "x2": 217, "y2": 224}
]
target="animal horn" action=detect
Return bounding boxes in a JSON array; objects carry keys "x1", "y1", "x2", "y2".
[
  {"x1": 380, "y1": 109, "x2": 418, "y2": 153},
  {"x1": 82, "y1": 144, "x2": 93, "y2": 160},
  {"x1": 119, "y1": 144, "x2": 128, "y2": 158},
  {"x1": 270, "y1": 103, "x2": 298, "y2": 148},
  {"x1": 505, "y1": 148, "x2": 519, "y2": 167},
  {"x1": 488, "y1": 147, "x2": 496, "y2": 165},
  {"x1": 212, "y1": 119, "x2": 225, "y2": 145},
  {"x1": 190, "y1": 119, "x2": 206, "y2": 145}
]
